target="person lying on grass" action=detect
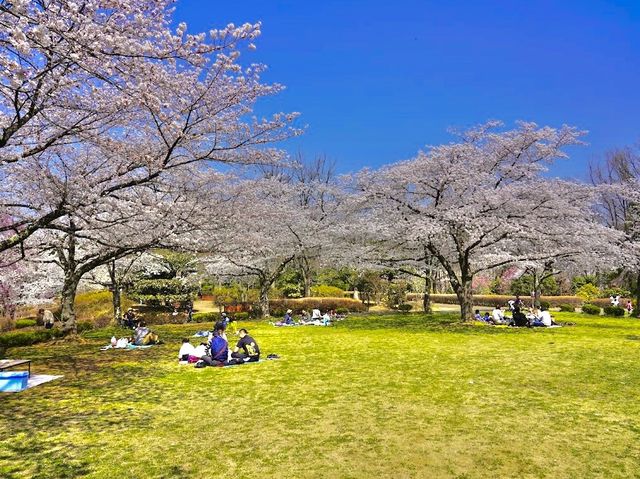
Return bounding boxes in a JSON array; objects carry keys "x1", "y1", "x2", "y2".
[
  {"x1": 133, "y1": 322, "x2": 160, "y2": 345},
  {"x1": 231, "y1": 329, "x2": 260, "y2": 363}
]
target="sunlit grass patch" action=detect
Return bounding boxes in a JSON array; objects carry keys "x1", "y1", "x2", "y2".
[{"x1": 1, "y1": 313, "x2": 640, "y2": 478}]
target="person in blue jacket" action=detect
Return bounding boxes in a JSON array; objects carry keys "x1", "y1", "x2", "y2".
[{"x1": 199, "y1": 325, "x2": 228, "y2": 367}]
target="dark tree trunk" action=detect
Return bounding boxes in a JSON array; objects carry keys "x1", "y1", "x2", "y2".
[
  {"x1": 112, "y1": 284, "x2": 122, "y2": 325},
  {"x1": 61, "y1": 274, "x2": 80, "y2": 334},
  {"x1": 422, "y1": 256, "x2": 435, "y2": 314},
  {"x1": 259, "y1": 281, "x2": 270, "y2": 318},
  {"x1": 635, "y1": 271, "x2": 640, "y2": 317},
  {"x1": 454, "y1": 278, "x2": 474, "y2": 321},
  {"x1": 299, "y1": 256, "x2": 312, "y2": 297},
  {"x1": 107, "y1": 260, "x2": 122, "y2": 325}
]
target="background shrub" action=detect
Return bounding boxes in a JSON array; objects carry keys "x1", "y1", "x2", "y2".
[
  {"x1": 582, "y1": 304, "x2": 601, "y2": 315},
  {"x1": 576, "y1": 284, "x2": 601, "y2": 302},
  {"x1": 310, "y1": 285, "x2": 346, "y2": 298},
  {"x1": 603, "y1": 306, "x2": 625, "y2": 317},
  {"x1": 601, "y1": 287, "x2": 631, "y2": 299},
  {"x1": 0, "y1": 329, "x2": 64, "y2": 349},
  {"x1": 14, "y1": 319, "x2": 36, "y2": 329},
  {"x1": 539, "y1": 300, "x2": 550, "y2": 310},
  {"x1": 397, "y1": 304, "x2": 413, "y2": 313},
  {"x1": 269, "y1": 298, "x2": 367, "y2": 315},
  {"x1": 335, "y1": 307, "x2": 349, "y2": 315},
  {"x1": 191, "y1": 312, "x2": 218, "y2": 323},
  {"x1": 234, "y1": 312, "x2": 250, "y2": 321},
  {"x1": 559, "y1": 303, "x2": 575, "y2": 312}
]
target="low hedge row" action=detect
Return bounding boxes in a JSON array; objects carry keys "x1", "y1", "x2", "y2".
[
  {"x1": 15, "y1": 319, "x2": 37, "y2": 329},
  {"x1": 269, "y1": 298, "x2": 367, "y2": 316},
  {"x1": 406, "y1": 294, "x2": 599, "y2": 308}
]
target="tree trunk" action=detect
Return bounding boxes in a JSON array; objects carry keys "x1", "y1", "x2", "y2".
[
  {"x1": 61, "y1": 274, "x2": 80, "y2": 334},
  {"x1": 635, "y1": 271, "x2": 640, "y2": 317},
  {"x1": 532, "y1": 270, "x2": 541, "y2": 308},
  {"x1": 107, "y1": 261, "x2": 122, "y2": 325},
  {"x1": 111, "y1": 284, "x2": 122, "y2": 326},
  {"x1": 298, "y1": 256, "x2": 312, "y2": 298},
  {"x1": 259, "y1": 282, "x2": 270, "y2": 317},
  {"x1": 453, "y1": 275, "x2": 474, "y2": 321},
  {"x1": 422, "y1": 258, "x2": 434, "y2": 314}
]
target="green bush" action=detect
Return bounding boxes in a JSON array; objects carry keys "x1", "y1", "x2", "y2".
[
  {"x1": 191, "y1": 312, "x2": 218, "y2": 323},
  {"x1": 601, "y1": 287, "x2": 631, "y2": 299},
  {"x1": 14, "y1": 319, "x2": 36, "y2": 329},
  {"x1": 77, "y1": 321, "x2": 95, "y2": 333},
  {"x1": 0, "y1": 329, "x2": 63, "y2": 349},
  {"x1": 397, "y1": 304, "x2": 413, "y2": 313},
  {"x1": 310, "y1": 285, "x2": 345, "y2": 298},
  {"x1": 335, "y1": 308, "x2": 349, "y2": 315},
  {"x1": 539, "y1": 300, "x2": 550, "y2": 310},
  {"x1": 603, "y1": 306, "x2": 625, "y2": 317},
  {"x1": 269, "y1": 298, "x2": 367, "y2": 315},
  {"x1": 234, "y1": 312, "x2": 250, "y2": 321},
  {"x1": 559, "y1": 303, "x2": 575, "y2": 312},
  {"x1": 130, "y1": 279, "x2": 198, "y2": 305},
  {"x1": 582, "y1": 304, "x2": 601, "y2": 315},
  {"x1": 576, "y1": 284, "x2": 601, "y2": 302}
]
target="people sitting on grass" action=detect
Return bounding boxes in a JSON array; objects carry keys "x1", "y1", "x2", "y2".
[
  {"x1": 284, "y1": 309, "x2": 294, "y2": 324},
  {"x1": 231, "y1": 328, "x2": 261, "y2": 363},
  {"x1": 474, "y1": 309, "x2": 482, "y2": 321},
  {"x1": 531, "y1": 306, "x2": 553, "y2": 327},
  {"x1": 199, "y1": 325, "x2": 228, "y2": 367},
  {"x1": 311, "y1": 308, "x2": 322, "y2": 321},
  {"x1": 482, "y1": 312, "x2": 491, "y2": 323},
  {"x1": 491, "y1": 305, "x2": 508, "y2": 325},
  {"x1": 124, "y1": 308, "x2": 138, "y2": 329},
  {"x1": 178, "y1": 338, "x2": 196, "y2": 361},
  {"x1": 510, "y1": 307, "x2": 529, "y2": 327}
]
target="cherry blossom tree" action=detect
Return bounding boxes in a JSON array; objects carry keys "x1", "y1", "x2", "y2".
[
  {"x1": 351, "y1": 121, "x2": 599, "y2": 320},
  {"x1": 0, "y1": 0, "x2": 298, "y2": 253},
  {"x1": 590, "y1": 148, "x2": 640, "y2": 309}
]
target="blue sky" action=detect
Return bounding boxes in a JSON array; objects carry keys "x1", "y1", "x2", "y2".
[{"x1": 174, "y1": 0, "x2": 640, "y2": 179}]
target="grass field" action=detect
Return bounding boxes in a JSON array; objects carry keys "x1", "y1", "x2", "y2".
[{"x1": 1, "y1": 312, "x2": 640, "y2": 478}]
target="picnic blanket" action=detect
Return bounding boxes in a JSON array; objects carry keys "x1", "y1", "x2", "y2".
[
  {"x1": 1, "y1": 375, "x2": 63, "y2": 393},
  {"x1": 192, "y1": 330, "x2": 210, "y2": 337}
]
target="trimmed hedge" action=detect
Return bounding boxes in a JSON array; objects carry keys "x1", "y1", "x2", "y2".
[
  {"x1": 269, "y1": 298, "x2": 367, "y2": 316},
  {"x1": 15, "y1": 319, "x2": 37, "y2": 329},
  {"x1": 559, "y1": 304, "x2": 575, "y2": 312},
  {"x1": 582, "y1": 304, "x2": 601, "y2": 315},
  {"x1": 398, "y1": 304, "x2": 413, "y2": 313},
  {"x1": 0, "y1": 329, "x2": 63, "y2": 349},
  {"x1": 191, "y1": 312, "x2": 218, "y2": 323},
  {"x1": 603, "y1": 306, "x2": 625, "y2": 317}
]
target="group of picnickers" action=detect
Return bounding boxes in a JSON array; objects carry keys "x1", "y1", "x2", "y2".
[
  {"x1": 474, "y1": 295, "x2": 558, "y2": 328},
  {"x1": 178, "y1": 313, "x2": 262, "y2": 367}
]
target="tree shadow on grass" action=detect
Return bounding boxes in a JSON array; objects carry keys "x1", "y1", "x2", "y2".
[
  {"x1": 0, "y1": 341, "x2": 175, "y2": 477},
  {"x1": 338, "y1": 313, "x2": 530, "y2": 336}
]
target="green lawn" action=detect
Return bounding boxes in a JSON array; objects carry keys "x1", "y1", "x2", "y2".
[{"x1": 1, "y1": 313, "x2": 640, "y2": 478}]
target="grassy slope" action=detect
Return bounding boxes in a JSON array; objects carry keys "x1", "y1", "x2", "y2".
[{"x1": 1, "y1": 313, "x2": 639, "y2": 478}]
